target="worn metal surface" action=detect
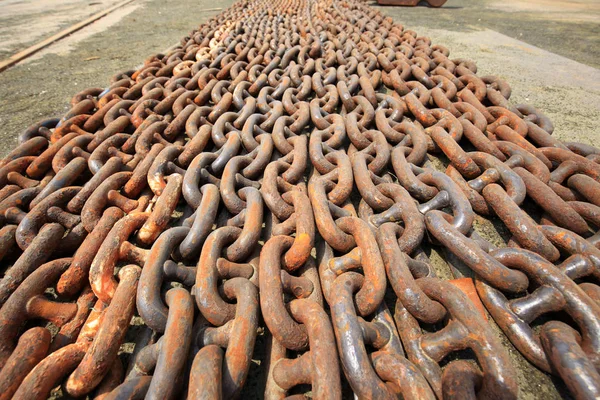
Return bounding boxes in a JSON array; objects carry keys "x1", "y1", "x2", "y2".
[{"x1": 0, "y1": 0, "x2": 599, "y2": 398}]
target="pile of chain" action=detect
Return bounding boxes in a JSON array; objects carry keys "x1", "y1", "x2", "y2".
[{"x1": 0, "y1": 0, "x2": 599, "y2": 398}]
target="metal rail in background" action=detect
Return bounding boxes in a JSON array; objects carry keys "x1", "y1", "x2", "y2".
[{"x1": 0, "y1": 0, "x2": 135, "y2": 73}]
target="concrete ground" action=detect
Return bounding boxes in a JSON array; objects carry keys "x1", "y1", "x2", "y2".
[{"x1": 0, "y1": 0, "x2": 599, "y2": 398}]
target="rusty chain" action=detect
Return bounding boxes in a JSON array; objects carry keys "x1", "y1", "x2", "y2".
[{"x1": 0, "y1": 0, "x2": 599, "y2": 398}]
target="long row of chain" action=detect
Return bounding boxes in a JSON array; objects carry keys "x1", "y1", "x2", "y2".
[{"x1": 0, "y1": 0, "x2": 599, "y2": 398}]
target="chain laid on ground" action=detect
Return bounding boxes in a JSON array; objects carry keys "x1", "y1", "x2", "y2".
[{"x1": 0, "y1": 0, "x2": 599, "y2": 398}]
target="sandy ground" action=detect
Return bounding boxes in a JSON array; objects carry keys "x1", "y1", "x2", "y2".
[
  {"x1": 0, "y1": 0, "x2": 599, "y2": 398},
  {"x1": 376, "y1": 0, "x2": 600, "y2": 68},
  {"x1": 487, "y1": 0, "x2": 599, "y2": 19}
]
